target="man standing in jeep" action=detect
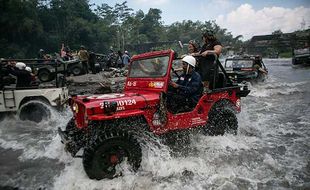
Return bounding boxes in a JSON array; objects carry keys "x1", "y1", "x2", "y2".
[
  {"x1": 192, "y1": 30, "x2": 222, "y2": 90},
  {"x1": 168, "y1": 55, "x2": 202, "y2": 113}
]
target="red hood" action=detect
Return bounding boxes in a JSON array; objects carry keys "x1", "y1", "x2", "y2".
[{"x1": 75, "y1": 91, "x2": 160, "y2": 115}]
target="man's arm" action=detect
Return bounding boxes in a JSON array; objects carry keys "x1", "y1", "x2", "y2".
[
  {"x1": 8, "y1": 67, "x2": 21, "y2": 76},
  {"x1": 172, "y1": 74, "x2": 201, "y2": 96},
  {"x1": 258, "y1": 67, "x2": 268, "y2": 74},
  {"x1": 200, "y1": 45, "x2": 222, "y2": 57}
]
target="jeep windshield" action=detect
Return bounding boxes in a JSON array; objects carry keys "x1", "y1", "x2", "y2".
[
  {"x1": 225, "y1": 59, "x2": 254, "y2": 69},
  {"x1": 129, "y1": 56, "x2": 169, "y2": 78}
]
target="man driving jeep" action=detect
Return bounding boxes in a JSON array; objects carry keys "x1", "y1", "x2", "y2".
[{"x1": 167, "y1": 55, "x2": 202, "y2": 113}]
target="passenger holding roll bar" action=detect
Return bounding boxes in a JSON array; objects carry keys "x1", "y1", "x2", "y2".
[{"x1": 191, "y1": 30, "x2": 223, "y2": 91}]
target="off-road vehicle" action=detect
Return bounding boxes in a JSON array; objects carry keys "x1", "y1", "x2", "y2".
[
  {"x1": 224, "y1": 56, "x2": 268, "y2": 83},
  {"x1": 292, "y1": 47, "x2": 310, "y2": 65},
  {"x1": 58, "y1": 49, "x2": 250, "y2": 180},
  {"x1": 0, "y1": 59, "x2": 69, "y2": 122},
  {"x1": 36, "y1": 55, "x2": 84, "y2": 82}
]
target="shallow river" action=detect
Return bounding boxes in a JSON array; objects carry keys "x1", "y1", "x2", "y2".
[{"x1": 0, "y1": 59, "x2": 309, "y2": 190}]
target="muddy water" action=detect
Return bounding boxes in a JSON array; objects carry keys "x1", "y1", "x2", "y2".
[{"x1": 0, "y1": 59, "x2": 309, "y2": 190}]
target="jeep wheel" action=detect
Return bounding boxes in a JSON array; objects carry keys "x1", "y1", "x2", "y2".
[
  {"x1": 83, "y1": 128, "x2": 142, "y2": 180},
  {"x1": 19, "y1": 101, "x2": 51, "y2": 123},
  {"x1": 70, "y1": 66, "x2": 83, "y2": 76},
  {"x1": 38, "y1": 69, "x2": 51, "y2": 82},
  {"x1": 205, "y1": 107, "x2": 238, "y2": 136}
]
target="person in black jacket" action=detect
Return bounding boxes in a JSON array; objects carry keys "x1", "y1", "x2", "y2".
[
  {"x1": 8, "y1": 62, "x2": 32, "y2": 88},
  {"x1": 168, "y1": 55, "x2": 202, "y2": 113},
  {"x1": 192, "y1": 30, "x2": 223, "y2": 90}
]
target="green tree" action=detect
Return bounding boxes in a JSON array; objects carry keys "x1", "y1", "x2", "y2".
[
  {"x1": 140, "y1": 8, "x2": 163, "y2": 43},
  {"x1": 122, "y1": 10, "x2": 144, "y2": 45},
  {"x1": 0, "y1": 0, "x2": 44, "y2": 57},
  {"x1": 96, "y1": 1, "x2": 133, "y2": 51},
  {"x1": 0, "y1": 0, "x2": 246, "y2": 58}
]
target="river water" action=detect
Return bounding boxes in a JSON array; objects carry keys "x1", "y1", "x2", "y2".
[{"x1": 0, "y1": 59, "x2": 309, "y2": 190}]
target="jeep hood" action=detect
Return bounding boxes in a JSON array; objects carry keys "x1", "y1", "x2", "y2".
[{"x1": 75, "y1": 91, "x2": 160, "y2": 115}]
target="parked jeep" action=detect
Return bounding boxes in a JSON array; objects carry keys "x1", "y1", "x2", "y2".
[
  {"x1": 36, "y1": 56, "x2": 84, "y2": 82},
  {"x1": 0, "y1": 60, "x2": 69, "y2": 122},
  {"x1": 58, "y1": 49, "x2": 250, "y2": 180}
]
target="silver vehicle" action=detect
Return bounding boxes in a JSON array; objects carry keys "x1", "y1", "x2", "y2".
[
  {"x1": 292, "y1": 47, "x2": 310, "y2": 65},
  {"x1": 0, "y1": 60, "x2": 69, "y2": 122},
  {"x1": 0, "y1": 87, "x2": 68, "y2": 122}
]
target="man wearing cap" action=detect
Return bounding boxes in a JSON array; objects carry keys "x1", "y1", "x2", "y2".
[{"x1": 168, "y1": 55, "x2": 202, "y2": 113}]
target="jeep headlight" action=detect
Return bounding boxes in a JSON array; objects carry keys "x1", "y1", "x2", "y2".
[{"x1": 72, "y1": 103, "x2": 79, "y2": 113}]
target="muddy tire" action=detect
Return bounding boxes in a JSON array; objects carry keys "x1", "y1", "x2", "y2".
[
  {"x1": 83, "y1": 127, "x2": 142, "y2": 180},
  {"x1": 19, "y1": 101, "x2": 51, "y2": 123},
  {"x1": 205, "y1": 101, "x2": 238, "y2": 135}
]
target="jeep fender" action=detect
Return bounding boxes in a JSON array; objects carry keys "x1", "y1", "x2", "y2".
[
  {"x1": 19, "y1": 96, "x2": 51, "y2": 108},
  {"x1": 18, "y1": 97, "x2": 52, "y2": 122},
  {"x1": 209, "y1": 99, "x2": 237, "y2": 113}
]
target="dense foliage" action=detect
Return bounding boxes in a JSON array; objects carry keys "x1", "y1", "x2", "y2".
[{"x1": 0, "y1": 0, "x2": 243, "y2": 58}]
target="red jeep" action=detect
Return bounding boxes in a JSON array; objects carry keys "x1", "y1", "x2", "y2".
[{"x1": 58, "y1": 49, "x2": 250, "y2": 179}]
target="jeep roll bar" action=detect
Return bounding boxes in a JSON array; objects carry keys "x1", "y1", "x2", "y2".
[
  {"x1": 216, "y1": 59, "x2": 234, "y2": 86},
  {"x1": 191, "y1": 52, "x2": 234, "y2": 89}
]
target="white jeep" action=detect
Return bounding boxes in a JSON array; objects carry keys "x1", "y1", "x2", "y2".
[
  {"x1": 0, "y1": 86, "x2": 68, "y2": 122},
  {"x1": 0, "y1": 59, "x2": 69, "y2": 122}
]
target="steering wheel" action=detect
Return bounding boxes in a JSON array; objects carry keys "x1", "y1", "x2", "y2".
[{"x1": 171, "y1": 67, "x2": 181, "y2": 80}]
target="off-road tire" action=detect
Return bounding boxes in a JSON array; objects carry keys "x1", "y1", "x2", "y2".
[
  {"x1": 70, "y1": 65, "x2": 83, "y2": 76},
  {"x1": 83, "y1": 127, "x2": 142, "y2": 180},
  {"x1": 205, "y1": 101, "x2": 238, "y2": 135},
  {"x1": 19, "y1": 101, "x2": 51, "y2": 123},
  {"x1": 38, "y1": 69, "x2": 52, "y2": 82}
]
